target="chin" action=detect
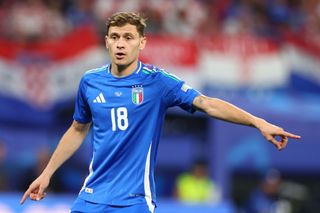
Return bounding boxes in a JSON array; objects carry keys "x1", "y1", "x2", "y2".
[
  {"x1": 114, "y1": 59, "x2": 127, "y2": 65},
  {"x1": 115, "y1": 62, "x2": 128, "y2": 67}
]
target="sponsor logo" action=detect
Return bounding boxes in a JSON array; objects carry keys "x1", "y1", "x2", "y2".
[{"x1": 93, "y1": 93, "x2": 106, "y2": 103}]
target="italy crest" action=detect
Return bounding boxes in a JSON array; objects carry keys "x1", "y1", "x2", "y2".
[{"x1": 132, "y1": 85, "x2": 144, "y2": 105}]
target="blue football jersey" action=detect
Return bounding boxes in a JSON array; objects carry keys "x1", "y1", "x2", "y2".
[{"x1": 73, "y1": 61, "x2": 201, "y2": 208}]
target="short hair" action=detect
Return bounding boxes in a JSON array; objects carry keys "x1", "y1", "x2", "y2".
[{"x1": 106, "y1": 12, "x2": 147, "y2": 37}]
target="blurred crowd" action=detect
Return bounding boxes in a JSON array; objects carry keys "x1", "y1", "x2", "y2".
[{"x1": 0, "y1": 0, "x2": 319, "y2": 42}]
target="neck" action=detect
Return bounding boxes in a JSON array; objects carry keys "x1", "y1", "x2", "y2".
[{"x1": 111, "y1": 60, "x2": 139, "y2": 77}]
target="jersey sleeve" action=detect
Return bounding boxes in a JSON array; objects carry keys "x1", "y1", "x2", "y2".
[
  {"x1": 73, "y1": 76, "x2": 92, "y2": 123},
  {"x1": 160, "y1": 71, "x2": 201, "y2": 113}
]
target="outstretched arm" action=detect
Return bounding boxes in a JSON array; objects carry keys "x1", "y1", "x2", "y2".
[
  {"x1": 20, "y1": 120, "x2": 90, "y2": 204},
  {"x1": 193, "y1": 95, "x2": 301, "y2": 150}
]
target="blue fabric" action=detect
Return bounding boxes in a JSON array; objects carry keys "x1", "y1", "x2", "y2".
[
  {"x1": 70, "y1": 197, "x2": 154, "y2": 213},
  {"x1": 73, "y1": 61, "x2": 200, "y2": 206}
]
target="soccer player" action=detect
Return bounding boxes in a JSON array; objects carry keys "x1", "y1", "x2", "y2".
[{"x1": 20, "y1": 12, "x2": 300, "y2": 213}]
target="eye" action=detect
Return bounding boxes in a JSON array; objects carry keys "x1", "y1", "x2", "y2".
[
  {"x1": 126, "y1": 36, "x2": 133, "y2": 40},
  {"x1": 110, "y1": 35, "x2": 118, "y2": 40}
]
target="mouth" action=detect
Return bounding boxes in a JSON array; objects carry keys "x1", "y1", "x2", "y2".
[{"x1": 115, "y1": 52, "x2": 126, "y2": 60}]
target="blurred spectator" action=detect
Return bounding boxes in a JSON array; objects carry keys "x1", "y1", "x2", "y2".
[
  {"x1": 175, "y1": 160, "x2": 220, "y2": 203},
  {"x1": 2, "y1": 0, "x2": 68, "y2": 42},
  {"x1": 93, "y1": 0, "x2": 142, "y2": 40},
  {"x1": 93, "y1": 0, "x2": 141, "y2": 24},
  {"x1": 244, "y1": 169, "x2": 291, "y2": 213},
  {"x1": 65, "y1": 0, "x2": 94, "y2": 28},
  {"x1": 163, "y1": 0, "x2": 207, "y2": 37},
  {"x1": 0, "y1": 140, "x2": 9, "y2": 191},
  {"x1": 223, "y1": 0, "x2": 274, "y2": 37},
  {"x1": 303, "y1": 0, "x2": 320, "y2": 44},
  {"x1": 140, "y1": 3, "x2": 164, "y2": 34},
  {"x1": 0, "y1": 0, "x2": 318, "y2": 41},
  {"x1": 18, "y1": 146, "x2": 64, "y2": 192},
  {"x1": 18, "y1": 147, "x2": 50, "y2": 190}
]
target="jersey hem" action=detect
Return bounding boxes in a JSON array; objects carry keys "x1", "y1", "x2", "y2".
[
  {"x1": 77, "y1": 194, "x2": 157, "y2": 207},
  {"x1": 73, "y1": 117, "x2": 91, "y2": 124}
]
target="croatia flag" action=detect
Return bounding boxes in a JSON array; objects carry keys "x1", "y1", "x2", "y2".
[{"x1": 0, "y1": 26, "x2": 107, "y2": 109}]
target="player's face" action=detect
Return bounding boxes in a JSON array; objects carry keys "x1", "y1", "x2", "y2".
[{"x1": 106, "y1": 24, "x2": 146, "y2": 67}]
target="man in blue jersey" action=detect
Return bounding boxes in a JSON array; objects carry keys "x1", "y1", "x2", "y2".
[{"x1": 20, "y1": 12, "x2": 300, "y2": 212}]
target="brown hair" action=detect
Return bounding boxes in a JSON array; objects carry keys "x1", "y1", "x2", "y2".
[{"x1": 106, "y1": 12, "x2": 147, "y2": 37}]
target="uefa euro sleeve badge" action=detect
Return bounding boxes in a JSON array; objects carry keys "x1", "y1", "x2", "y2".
[{"x1": 132, "y1": 85, "x2": 144, "y2": 105}]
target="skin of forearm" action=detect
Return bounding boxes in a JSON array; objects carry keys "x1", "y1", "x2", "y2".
[
  {"x1": 42, "y1": 122, "x2": 90, "y2": 178},
  {"x1": 195, "y1": 96, "x2": 264, "y2": 128}
]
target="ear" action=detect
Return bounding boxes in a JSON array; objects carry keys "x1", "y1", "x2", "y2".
[{"x1": 139, "y1": 36, "x2": 147, "y2": 50}]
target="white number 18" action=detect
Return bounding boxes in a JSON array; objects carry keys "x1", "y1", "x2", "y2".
[{"x1": 111, "y1": 107, "x2": 128, "y2": 131}]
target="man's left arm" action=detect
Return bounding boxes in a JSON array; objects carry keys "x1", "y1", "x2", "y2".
[{"x1": 192, "y1": 95, "x2": 301, "y2": 150}]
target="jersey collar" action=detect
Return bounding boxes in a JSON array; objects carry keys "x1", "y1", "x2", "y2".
[{"x1": 107, "y1": 60, "x2": 142, "y2": 75}]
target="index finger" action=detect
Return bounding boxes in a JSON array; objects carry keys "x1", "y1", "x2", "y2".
[
  {"x1": 20, "y1": 188, "x2": 31, "y2": 205},
  {"x1": 283, "y1": 131, "x2": 301, "y2": 139}
]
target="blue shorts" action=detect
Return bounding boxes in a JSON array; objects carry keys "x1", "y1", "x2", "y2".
[{"x1": 70, "y1": 197, "x2": 155, "y2": 213}]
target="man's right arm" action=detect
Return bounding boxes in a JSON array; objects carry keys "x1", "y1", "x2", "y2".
[{"x1": 20, "y1": 120, "x2": 90, "y2": 204}]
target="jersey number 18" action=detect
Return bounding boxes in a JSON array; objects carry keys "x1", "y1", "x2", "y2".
[{"x1": 111, "y1": 107, "x2": 128, "y2": 131}]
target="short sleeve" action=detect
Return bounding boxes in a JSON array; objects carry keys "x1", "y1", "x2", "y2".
[
  {"x1": 161, "y1": 72, "x2": 201, "y2": 113},
  {"x1": 73, "y1": 77, "x2": 92, "y2": 123}
]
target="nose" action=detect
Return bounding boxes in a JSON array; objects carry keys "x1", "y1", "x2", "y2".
[{"x1": 116, "y1": 38, "x2": 125, "y2": 49}]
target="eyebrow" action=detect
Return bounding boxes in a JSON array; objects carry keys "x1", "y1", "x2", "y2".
[
  {"x1": 123, "y1": 33, "x2": 134, "y2": 37},
  {"x1": 109, "y1": 32, "x2": 120, "y2": 37},
  {"x1": 109, "y1": 32, "x2": 136, "y2": 37}
]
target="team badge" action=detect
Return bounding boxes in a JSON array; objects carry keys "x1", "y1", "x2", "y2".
[{"x1": 132, "y1": 85, "x2": 144, "y2": 105}]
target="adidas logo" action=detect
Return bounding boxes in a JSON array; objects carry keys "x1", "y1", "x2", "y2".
[{"x1": 93, "y1": 93, "x2": 106, "y2": 103}]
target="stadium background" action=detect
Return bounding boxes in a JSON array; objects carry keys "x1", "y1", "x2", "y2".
[{"x1": 0, "y1": 0, "x2": 319, "y2": 212}]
